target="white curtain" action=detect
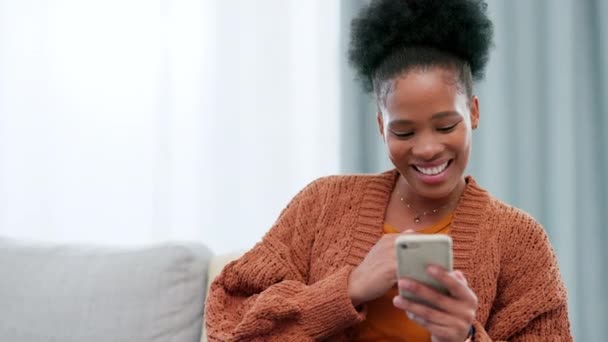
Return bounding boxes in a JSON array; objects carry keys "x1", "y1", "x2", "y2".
[{"x1": 0, "y1": 0, "x2": 341, "y2": 254}]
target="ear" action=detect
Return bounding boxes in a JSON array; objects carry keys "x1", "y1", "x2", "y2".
[
  {"x1": 376, "y1": 111, "x2": 386, "y2": 141},
  {"x1": 469, "y1": 96, "x2": 480, "y2": 129}
]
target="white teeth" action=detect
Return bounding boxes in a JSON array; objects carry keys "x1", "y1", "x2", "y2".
[{"x1": 416, "y1": 161, "x2": 449, "y2": 176}]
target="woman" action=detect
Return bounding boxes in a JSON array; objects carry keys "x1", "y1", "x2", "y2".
[{"x1": 205, "y1": 0, "x2": 572, "y2": 341}]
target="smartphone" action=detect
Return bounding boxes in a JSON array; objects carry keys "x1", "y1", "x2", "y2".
[{"x1": 395, "y1": 234, "x2": 453, "y2": 308}]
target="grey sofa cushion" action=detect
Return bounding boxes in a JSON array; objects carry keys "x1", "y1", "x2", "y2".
[{"x1": 0, "y1": 238, "x2": 212, "y2": 342}]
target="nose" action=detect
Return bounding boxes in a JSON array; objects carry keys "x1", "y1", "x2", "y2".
[{"x1": 411, "y1": 133, "x2": 443, "y2": 160}]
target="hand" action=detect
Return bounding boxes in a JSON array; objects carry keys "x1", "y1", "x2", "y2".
[
  {"x1": 392, "y1": 266, "x2": 477, "y2": 342},
  {"x1": 348, "y1": 231, "x2": 412, "y2": 306}
]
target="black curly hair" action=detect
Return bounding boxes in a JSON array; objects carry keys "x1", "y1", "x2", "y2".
[{"x1": 348, "y1": 0, "x2": 493, "y2": 101}]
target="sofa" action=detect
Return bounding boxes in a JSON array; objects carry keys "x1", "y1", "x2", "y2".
[{"x1": 0, "y1": 237, "x2": 241, "y2": 342}]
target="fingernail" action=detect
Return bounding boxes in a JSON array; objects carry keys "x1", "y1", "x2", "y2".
[
  {"x1": 406, "y1": 311, "x2": 414, "y2": 320},
  {"x1": 428, "y1": 265, "x2": 440, "y2": 275}
]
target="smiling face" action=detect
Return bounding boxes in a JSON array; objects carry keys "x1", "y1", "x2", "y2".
[{"x1": 377, "y1": 67, "x2": 479, "y2": 202}]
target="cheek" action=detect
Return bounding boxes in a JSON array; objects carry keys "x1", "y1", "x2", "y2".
[
  {"x1": 386, "y1": 139, "x2": 409, "y2": 164},
  {"x1": 450, "y1": 131, "x2": 473, "y2": 160}
]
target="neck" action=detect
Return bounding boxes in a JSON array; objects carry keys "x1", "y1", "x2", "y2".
[{"x1": 396, "y1": 177, "x2": 466, "y2": 212}]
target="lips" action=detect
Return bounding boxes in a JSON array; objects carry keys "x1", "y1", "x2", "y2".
[{"x1": 413, "y1": 160, "x2": 451, "y2": 176}]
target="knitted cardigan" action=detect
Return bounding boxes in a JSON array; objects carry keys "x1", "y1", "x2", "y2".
[{"x1": 205, "y1": 170, "x2": 572, "y2": 341}]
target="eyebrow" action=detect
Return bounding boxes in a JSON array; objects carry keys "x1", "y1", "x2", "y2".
[{"x1": 388, "y1": 111, "x2": 460, "y2": 126}]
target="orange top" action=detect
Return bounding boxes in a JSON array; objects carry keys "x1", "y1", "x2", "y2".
[{"x1": 353, "y1": 213, "x2": 452, "y2": 341}]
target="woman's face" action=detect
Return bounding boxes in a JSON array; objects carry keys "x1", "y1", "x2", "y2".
[{"x1": 377, "y1": 67, "x2": 479, "y2": 201}]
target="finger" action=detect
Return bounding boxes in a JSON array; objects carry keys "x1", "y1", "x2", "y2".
[
  {"x1": 427, "y1": 265, "x2": 477, "y2": 304},
  {"x1": 393, "y1": 295, "x2": 463, "y2": 329},
  {"x1": 397, "y1": 278, "x2": 476, "y2": 321},
  {"x1": 394, "y1": 296, "x2": 472, "y2": 339},
  {"x1": 422, "y1": 321, "x2": 469, "y2": 341},
  {"x1": 407, "y1": 312, "x2": 428, "y2": 327},
  {"x1": 453, "y1": 270, "x2": 468, "y2": 285}
]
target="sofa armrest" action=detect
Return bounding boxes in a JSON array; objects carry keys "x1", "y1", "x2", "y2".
[
  {"x1": 0, "y1": 238, "x2": 212, "y2": 342},
  {"x1": 200, "y1": 251, "x2": 244, "y2": 342}
]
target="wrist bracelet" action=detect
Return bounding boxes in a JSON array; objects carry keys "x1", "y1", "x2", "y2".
[{"x1": 464, "y1": 324, "x2": 475, "y2": 342}]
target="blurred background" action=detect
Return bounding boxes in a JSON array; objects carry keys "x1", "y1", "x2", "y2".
[{"x1": 0, "y1": 0, "x2": 605, "y2": 340}]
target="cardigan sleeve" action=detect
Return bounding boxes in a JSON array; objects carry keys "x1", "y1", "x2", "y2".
[
  {"x1": 473, "y1": 212, "x2": 573, "y2": 341},
  {"x1": 204, "y1": 178, "x2": 365, "y2": 341},
  {"x1": 472, "y1": 304, "x2": 571, "y2": 341}
]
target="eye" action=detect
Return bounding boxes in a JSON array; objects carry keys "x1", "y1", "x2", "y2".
[
  {"x1": 392, "y1": 131, "x2": 414, "y2": 138},
  {"x1": 437, "y1": 122, "x2": 459, "y2": 132}
]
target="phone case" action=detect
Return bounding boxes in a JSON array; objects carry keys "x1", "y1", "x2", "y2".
[{"x1": 395, "y1": 234, "x2": 453, "y2": 308}]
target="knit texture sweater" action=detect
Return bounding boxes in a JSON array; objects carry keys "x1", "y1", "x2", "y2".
[{"x1": 205, "y1": 170, "x2": 572, "y2": 341}]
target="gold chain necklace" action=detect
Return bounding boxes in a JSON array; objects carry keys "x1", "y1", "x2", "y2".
[{"x1": 395, "y1": 188, "x2": 452, "y2": 224}]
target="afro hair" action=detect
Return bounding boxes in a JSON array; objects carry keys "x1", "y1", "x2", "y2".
[{"x1": 348, "y1": 0, "x2": 494, "y2": 94}]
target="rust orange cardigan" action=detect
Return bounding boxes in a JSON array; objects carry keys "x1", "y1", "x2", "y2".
[{"x1": 205, "y1": 169, "x2": 572, "y2": 341}]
